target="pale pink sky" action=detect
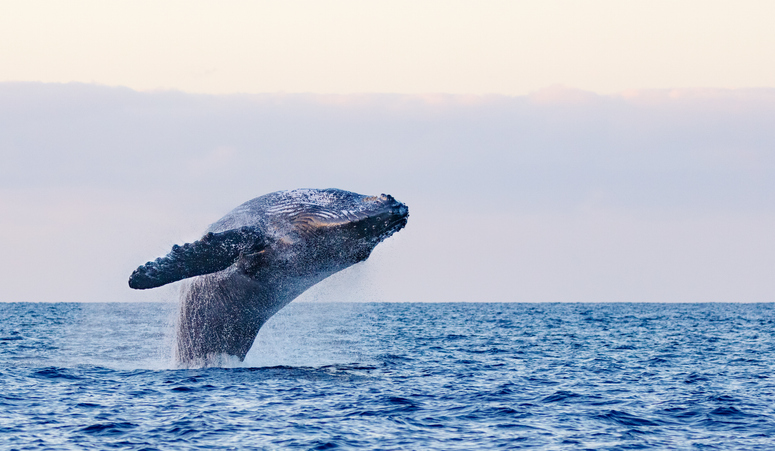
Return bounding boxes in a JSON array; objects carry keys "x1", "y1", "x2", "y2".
[{"x1": 1, "y1": 0, "x2": 774, "y2": 94}]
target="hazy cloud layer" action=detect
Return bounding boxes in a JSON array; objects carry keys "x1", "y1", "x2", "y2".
[{"x1": 1, "y1": 83, "x2": 774, "y2": 302}]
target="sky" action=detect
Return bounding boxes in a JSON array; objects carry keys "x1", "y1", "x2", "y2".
[
  {"x1": 2, "y1": 1, "x2": 775, "y2": 95},
  {"x1": 1, "y1": 2, "x2": 774, "y2": 303}
]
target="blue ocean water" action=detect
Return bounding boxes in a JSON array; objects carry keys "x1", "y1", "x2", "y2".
[{"x1": 1, "y1": 302, "x2": 774, "y2": 450}]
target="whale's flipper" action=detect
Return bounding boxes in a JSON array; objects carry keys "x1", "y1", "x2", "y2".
[{"x1": 129, "y1": 227, "x2": 266, "y2": 289}]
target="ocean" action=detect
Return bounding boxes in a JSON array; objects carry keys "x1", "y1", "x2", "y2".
[{"x1": 0, "y1": 302, "x2": 774, "y2": 450}]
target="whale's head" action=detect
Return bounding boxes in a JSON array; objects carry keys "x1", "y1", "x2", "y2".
[
  {"x1": 267, "y1": 188, "x2": 409, "y2": 266},
  {"x1": 129, "y1": 188, "x2": 408, "y2": 290}
]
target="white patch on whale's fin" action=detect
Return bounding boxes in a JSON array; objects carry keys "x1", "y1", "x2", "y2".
[{"x1": 129, "y1": 226, "x2": 266, "y2": 289}]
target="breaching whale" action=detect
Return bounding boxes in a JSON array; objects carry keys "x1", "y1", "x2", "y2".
[{"x1": 129, "y1": 188, "x2": 408, "y2": 366}]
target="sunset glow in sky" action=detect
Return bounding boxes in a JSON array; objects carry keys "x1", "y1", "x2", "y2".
[{"x1": 2, "y1": 0, "x2": 774, "y2": 94}]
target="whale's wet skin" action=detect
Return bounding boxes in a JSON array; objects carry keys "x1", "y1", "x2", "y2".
[{"x1": 129, "y1": 188, "x2": 408, "y2": 366}]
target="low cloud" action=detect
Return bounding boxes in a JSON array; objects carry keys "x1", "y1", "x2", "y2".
[{"x1": 1, "y1": 83, "x2": 773, "y2": 302}]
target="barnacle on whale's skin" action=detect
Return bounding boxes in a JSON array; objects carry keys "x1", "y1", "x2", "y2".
[{"x1": 129, "y1": 188, "x2": 409, "y2": 366}]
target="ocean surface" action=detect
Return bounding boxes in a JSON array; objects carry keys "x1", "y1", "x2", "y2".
[{"x1": 1, "y1": 302, "x2": 774, "y2": 450}]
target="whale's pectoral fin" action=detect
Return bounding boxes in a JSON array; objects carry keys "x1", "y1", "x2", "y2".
[{"x1": 128, "y1": 227, "x2": 266, "y2": 289}]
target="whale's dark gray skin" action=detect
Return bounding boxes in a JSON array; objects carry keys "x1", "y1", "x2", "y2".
[{"x1": 129, "y1": 188, "x2": 408, "y2": 366}]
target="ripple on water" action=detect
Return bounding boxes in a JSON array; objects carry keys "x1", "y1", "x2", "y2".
[{"x1": 0, "y1": 302, "x2": 775, "y2": 449}]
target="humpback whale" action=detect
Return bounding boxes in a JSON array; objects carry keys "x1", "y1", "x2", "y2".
[{"x1": 129, "y1": 188, "x2": 408, "y2": 366}]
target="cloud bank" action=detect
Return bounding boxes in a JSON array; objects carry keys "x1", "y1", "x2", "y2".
[{"x1": 1, "y1": 83, "x2": 773, "y2": 302}]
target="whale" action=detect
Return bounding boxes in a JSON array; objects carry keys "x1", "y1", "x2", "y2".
[{"x1": 129, "y1": 188, "x2": 408, "y2": 366}]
